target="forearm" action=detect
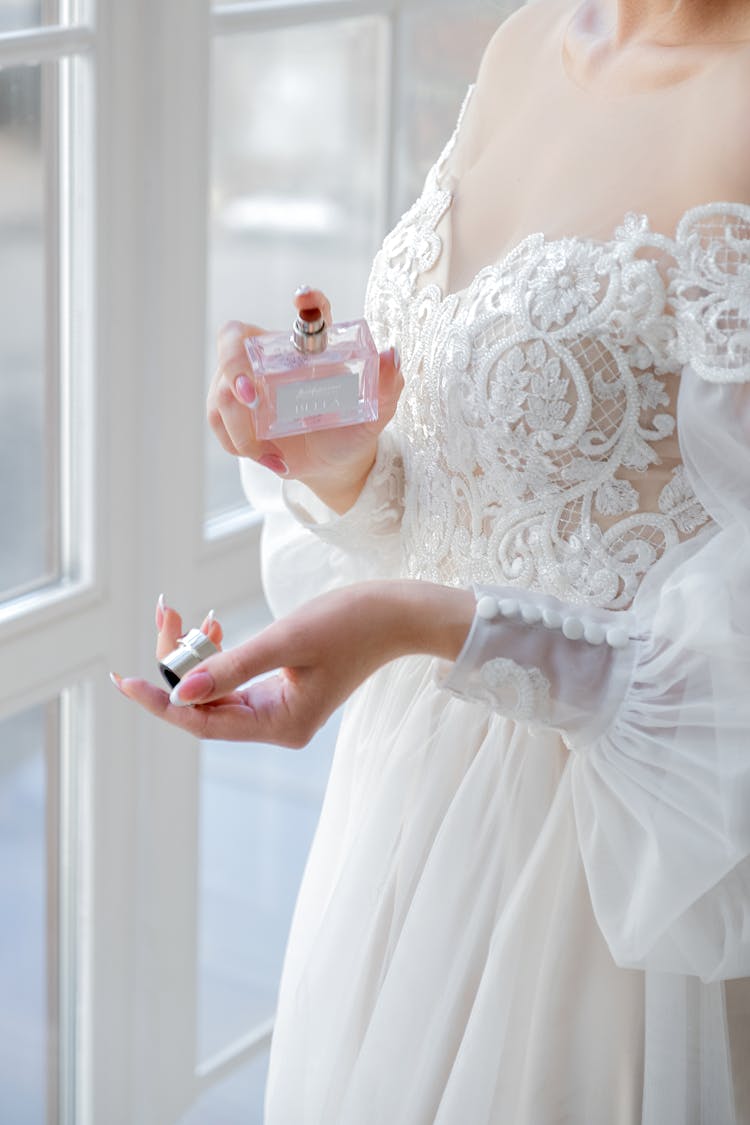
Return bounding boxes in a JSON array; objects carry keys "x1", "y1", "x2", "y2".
[
  {"x1": 366, "y1": 579, "x2": 637, "y2": 744},
  {"x1": 298, "y1": 456, "x2": 375, "y2": 515},
  {"x1": 373, "y1": 579, "x2": 477, "y2": 663}
]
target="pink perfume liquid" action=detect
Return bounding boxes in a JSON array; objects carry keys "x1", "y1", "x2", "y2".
[{"x1": 245, "y1": 308, "x2": 379, "y2": 440}]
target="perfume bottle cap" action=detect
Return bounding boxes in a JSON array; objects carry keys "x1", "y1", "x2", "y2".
[
  {"x1": 292, "y1": 306, "x2": 328, "y2": 354},
  {"x1": 159, "y1": 628, "x2": 220, "y2": 689}
]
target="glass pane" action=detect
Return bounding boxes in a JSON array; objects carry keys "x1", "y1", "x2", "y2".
[
  {"x1": 394, "y1": 1, "x2": 508, "y2": 214},
  {"x1": 197, "y1": 601, "x2": 337, "y2": 1064},
  {"x1": 0, "y1": 63, "x2": 57, "y2": 601},
  {"x1": 0, "y1": 701, "x2": 58, "y2": 1125},
  {"x1": 206, "y1": 18, "x2": 385, "y2": 519},
  {"x1": 0, "y1": 2, "x2": 56, "y2": 34},
  {"x1": 180, "y1": 1050, "x2": 269, "y2": 1125}
]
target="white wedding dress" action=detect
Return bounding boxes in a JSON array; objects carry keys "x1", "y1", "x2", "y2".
[{"x1": 240, "y1": 67, "x2": 750, "y2": 1125}]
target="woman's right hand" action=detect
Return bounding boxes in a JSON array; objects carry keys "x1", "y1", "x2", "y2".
[{"x1": 207, "y1": 287, "x2": 403, "y2": 514}]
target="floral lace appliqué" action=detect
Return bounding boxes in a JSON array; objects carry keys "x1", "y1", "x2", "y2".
[
  {"x1": 362, "y1": 143, "x2": 738, "y2": 609},
  {"x1": 477, "y1": 658, "x2": 552, "y2": 723}
]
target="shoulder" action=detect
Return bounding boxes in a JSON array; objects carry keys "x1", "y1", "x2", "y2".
[
  {"x1": 478, "y1": 0, "x2": 571, "y2": 73},
  {"x1": 459, "y1": 0, "x2": 571, "y2": 164}
]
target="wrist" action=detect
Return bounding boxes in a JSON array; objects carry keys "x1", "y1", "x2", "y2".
[
  {"x1": 364, "y1": 580, "x2": 475, "y2": 663},
  {"x1": 298, "y1": 453, "x2": 376, "y2": 516}
]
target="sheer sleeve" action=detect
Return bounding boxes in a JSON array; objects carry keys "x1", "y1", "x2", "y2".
[
  {"x1": 238, "y1": 427, "x2": 404, "y2": 618},
  {"x1": 439, "y1": 204, "x2": 750, "y2": 980}
]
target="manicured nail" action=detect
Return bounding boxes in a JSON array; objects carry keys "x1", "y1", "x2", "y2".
[
  {"x1": 169, "y1": 671, "x2": 213, "y2": 707},
  {"x1": 201, "y1": 609, "x2": 215, "y2": 633},
  {"x1": 110, "y1": 671, "x2": 125, "y2": 694},
  {"x1": 258, "y1": 454, "x2": 288, "y2": 476},
  {"x1": 235, "y1": 374, "x2": 257, "y2": 407},
  {"x1": 393, "y1": 345, "x2": 401, "y2": 369},
  {"x1": 156, "y1": 593, "x2": 166, "y2": 630},
  {"x1": 295, "y1": 284, "x2": 311, "y2": 296}
]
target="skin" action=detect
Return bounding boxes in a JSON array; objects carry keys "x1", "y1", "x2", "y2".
[{"x1": 115, "y1": 0, "x2": 750, "y2": 745}]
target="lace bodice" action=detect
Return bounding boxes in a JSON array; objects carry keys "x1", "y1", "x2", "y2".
[{"x1": 363, "y1": 99, "x2": 750, "y2": 610}]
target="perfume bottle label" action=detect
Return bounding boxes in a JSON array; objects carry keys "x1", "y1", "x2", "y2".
[{"x1": 276, "y1": 370, "x2": 359, "y2": 423}]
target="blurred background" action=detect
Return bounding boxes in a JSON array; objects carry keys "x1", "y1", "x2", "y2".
[{"x1": 0, "y1": 2, "x2": 516, "y2": 1122}]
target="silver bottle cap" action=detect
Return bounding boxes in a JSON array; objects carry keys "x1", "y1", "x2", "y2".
[
  {"x1": 159, "y1": 627, "x2": 220, "y2": 689},
  {"x1": 292, "y1": 306, "x2": 327, "y2": 354}
]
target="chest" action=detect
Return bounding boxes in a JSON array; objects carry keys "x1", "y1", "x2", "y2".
[
  {"x1": 448, "y1": 69, "x2": 741, "y2": 296},
  {"x1": 364, "y1": 188, "x2": 714, "y2": 608}
]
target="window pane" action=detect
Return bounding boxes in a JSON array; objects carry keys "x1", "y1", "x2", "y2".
[
  {"x1": 205, "y1": 18, "x2": 385, "y2": 519},
  {"x1": 0, "y1": 63, "x2": 58, "y2": 601},
  {"x1": 0, "y1": 1, "x2": 61, "y2": 34},
  {"x1": 394, "y1": 1, "x2": 505, "y2": 214},
  {"x1": 196, "y1": 602, "x2": 336, "y2": 1063},
  {"x1": 0, "y1": 701, "x2": 58, "y2": 1125},
  {"x1": 180, "y1": 1050, "x2": 269, "y2": 1125},
  {"x1": 0, "y1": 2, "x2": 47, "y2": 33}
]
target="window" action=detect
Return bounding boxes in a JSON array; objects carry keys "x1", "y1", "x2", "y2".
[{"x1": 0, "y1": 2, "x2": 502, "y2": 1121}]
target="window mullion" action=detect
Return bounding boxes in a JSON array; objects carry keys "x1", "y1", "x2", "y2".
[
  {"x1": 43, "y1": 59, "x2": 62, "y2": 590},
  {"x1": 0, "y1": 26, "x2": 94, "y2": 66},
  {"x1": 211, "y1": 0, "x2": 414, "y2": 35}
]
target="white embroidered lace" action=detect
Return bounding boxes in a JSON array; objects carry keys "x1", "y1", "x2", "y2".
[
  {"x1": 357, "y1": 94, "x2": 750, "y2": 612},
  {"x1": 477, "y1": 656, "x2": 552, "y2": 722}
]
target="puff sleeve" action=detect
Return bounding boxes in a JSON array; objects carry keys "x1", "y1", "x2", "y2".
[{"x1": 239, "y1": 428, "x2": 405, "y2": 618}]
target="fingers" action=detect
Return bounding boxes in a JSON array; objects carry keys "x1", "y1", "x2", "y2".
[
  {"x1": 154, "y1": 597, "x2": 224, "y2": 661},
  {"x1": 156, "y1": 597, "x2": 184, "y2": 660},
  {"x1": 216, "y1": 319, "x2": 264, "y2": 371},
  {"x1": 208, "y1": 320, "x2": 264, "y2": 458},
  {"x1": 200, "y1": 610, "x2": 224, "y2": 649},
  {"x1": 168, "y1": 623, "x2": 285, "y2": 706},
  {"x1": 112, "y1": 670, "x2": 315, "y2": 747},
  {"x1": 375, "y1": 346, "x2": 404, "y2": 430},
  {"x1": 206, "y1": 363, "x2": 262, "y2": 460}
]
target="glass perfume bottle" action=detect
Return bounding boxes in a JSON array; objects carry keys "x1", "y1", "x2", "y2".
[{"x1": 244, "y1": 307, "x2": 379, "y2": 440}]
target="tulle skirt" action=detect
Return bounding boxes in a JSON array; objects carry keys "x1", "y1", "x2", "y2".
[{"x1": 263, "y1": 655, "x2": 647, "y2": 1124}]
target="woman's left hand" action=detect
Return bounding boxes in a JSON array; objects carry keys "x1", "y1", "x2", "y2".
[{"x1": 112, "y1": 583, "x2": 473, "y2": 747}]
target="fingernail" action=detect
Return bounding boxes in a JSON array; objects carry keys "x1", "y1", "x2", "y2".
[
  {"x1": 258, "y1": 454, "x2": 289, "y2": 476},
  {"x1": 169, "y1": 671, "x2": 213, "y2": 707},
  {"x1": 393, "y1": 345, "x2": 401, "y2": 369},
  {"x1": 156, "y1": 593, "x2": 166, "y2": 629},
  {"x1": 201, "y1": 609, "x2": 215, "y2": 633},
  {"x1": 295, "y1": 284, "x2": 311, "y2": 296},
  {"x1": 110, "y1": 671, "x2": 125, "y2": 695},
  {"x1": 235, "y1": 374, "x2": 257, "y2": 407}
]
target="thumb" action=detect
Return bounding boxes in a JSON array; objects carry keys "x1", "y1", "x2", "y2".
[
  {"x1": 375, "y1": 346, "x2": 404, "y2": 431},
  {"x1": 169, "y1": 628, "x2": 282, "y2": 707}
]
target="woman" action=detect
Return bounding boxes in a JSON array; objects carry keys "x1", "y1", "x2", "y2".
[{"x1": 115, "y1": 0, "x2": 750, "y2": 1120}]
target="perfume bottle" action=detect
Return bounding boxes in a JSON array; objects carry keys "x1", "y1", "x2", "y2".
[{"x1": 244, "y1": 307, "x2": 379, "y2": 440}]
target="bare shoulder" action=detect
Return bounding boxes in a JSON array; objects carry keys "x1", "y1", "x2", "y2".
[
  {"x1": 477, "y1": 0, "x2": 571, "y2": 74},
  {"x1": 461, "y1": 0, "x2": 570, "y2": 157}
]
